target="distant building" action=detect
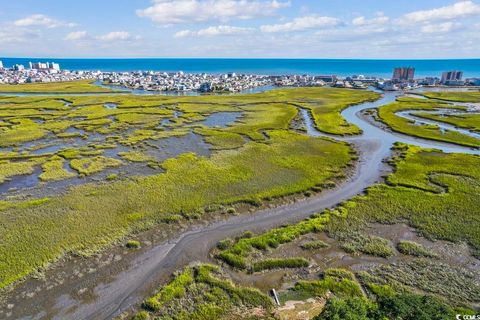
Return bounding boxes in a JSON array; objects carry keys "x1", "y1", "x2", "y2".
[
  {"x1": 420, "y1": 77, "x2": 439, "y2": 86},
  {"x1": 29, "y1": 61, "x2": 61, "y2": 72},
  {"x1": 13, "y1": 64, "x2": 25, "y2": 71},
  {"x1": 199, "y1": 82, "x2": 213, "y2": 92},
  {"x1": 0, "y1": 60, "x2": 3, "y2": 69},
  {"x1": 466, "y1": 78, "x2": 480, "y2": 86},
  {"x1": 392, "y1": 67, "x2": 415, "y2": 82},
  {"x1": 441, "y1": 71, "x2": 464, "y2": 86},
  {"x1": 315, "y1": 75, "x2": 337, "y2": 83}
]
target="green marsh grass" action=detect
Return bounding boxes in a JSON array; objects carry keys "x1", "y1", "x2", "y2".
[{"x1": 377, "y1": 98, "x2": 480, "y2": 147}]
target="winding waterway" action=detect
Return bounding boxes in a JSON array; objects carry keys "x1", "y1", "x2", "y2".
[{"x1": 2, "y1": 88, "x2": 480, "y2": 320}]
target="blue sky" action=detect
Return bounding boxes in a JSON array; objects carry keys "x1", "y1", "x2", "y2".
[{"x1": 1, "y1": 0, "x2": 479, "y2": 58}]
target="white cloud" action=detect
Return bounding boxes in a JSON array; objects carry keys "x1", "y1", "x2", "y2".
[
  {"x1": 65, "y1": 31, "x2": 88, "y2": 41},
  {"x1": 175, "y1": 25, "x2": 254, "y2": 38},
  {"x1": 14, "y1": 14, "x2": 76, "y2": 28},
  {"x1": 352, "y1": 14, "x2": 389, "y2": 26},
  {"x1": 421, "y1": 22, "x2": 457, "y2": 34},
  {"x1": 174, "y1": 30, "x2": 194, "y2": 38},
  {"x1": 137, "y1": 0, "x2": 290, "y2": 24},
  {"x1": 97, "y1": 31, "x2": 138, "y2": 42},
  {"x1": 402, "y1": 1, "x2": 480, "y2": 23},
  {"x1": 260, "y1": 16, "x2": 340, "y2": 33}
]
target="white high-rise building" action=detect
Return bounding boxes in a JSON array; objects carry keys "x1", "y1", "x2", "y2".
[{"x1": 0, "y1": 60, "x2": 3, "y2": 69}]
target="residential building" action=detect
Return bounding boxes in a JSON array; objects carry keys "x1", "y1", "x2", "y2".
[
  {"x1": 392, "y1": 67, "x2": 415, "y2": 82},
  {"x1": 441, "y1": 71, "x2": 464, "y2": 86},
  {"x1": 0, "y1": 60, "x2": 3, "y2": 69},
  {"x1": 13, "y1": 64, "x2": 25, "y2": 71}
]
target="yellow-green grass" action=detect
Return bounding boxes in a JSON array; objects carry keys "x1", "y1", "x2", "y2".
[
  {"x1": 291, "y1": 87, "x2": 379, "y2": 135},
  {"x1": 0, "y1": 80, "x2": 119, "y2": 93},
  {"x1": 420, "y1": 91, "x2": 480, "y2": 103},
  {"x1": 412, "y1": 111, "x2": 480, "y2": 133},
  {"x1": 194, "y1": 127, "x2": 246, "y2": 149},
  {"x1": 70, "y1": 156, "x2": 122, "y2": 176},
  {"x1": 0, "y1": 130, "x2": 352, "y2": 289},
  {"x1": 119, "y1": 151, "x2": 155, "y2": 162},
  {"x1": 377, "y1": 98, "x2": 480, "y2": 147},
  {"x1": 39, "y1": 156, "x2": 76, "y2": 181},
  {"x1": 0, "y1": 120, "x2": 48, "y2": 147},
  {"x1": 326, "y1": 144, "x2": 480, "y2": 256},
  {"x1": 0, "y1": 87, "x2": 379, "y2": 151},
  {"x1": 0, "y1": 159, "x2": 43, "y2": 183},
  {"x1": 218, "y1": 145, "x2": 480, "y2": 272},
  {"x1": 138, "y1": 264, "x2": 273, "y2": 319}
]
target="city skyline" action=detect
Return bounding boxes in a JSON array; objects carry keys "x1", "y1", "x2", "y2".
[{"x1": 1, "y1": 0, "x2": 480, "y2": 59}]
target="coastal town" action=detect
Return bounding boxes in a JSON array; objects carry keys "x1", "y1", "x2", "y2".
[{"x1": 1, "y1": 60, "x2": 479, "y2": 93}]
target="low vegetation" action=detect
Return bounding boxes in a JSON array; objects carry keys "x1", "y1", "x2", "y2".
[
  {"x1": 70, "y1": 156, "x2": 122, "y2": 176},
  {"x1": 0, "y1": 80, "x2": 119, "y2": 93},
  {"x1": 137, "y1": 264, "x2": 273, "y2": 319},
  {"x1": 376, "y1": 97, "x2": 480, "y2": 147},
  {"x1": 39, "y1": 155, "x2": 76, "y2": 181},
  {"x1": 0, "y1": 130, "x2": 352, "y2": 288},
  {"x1": 339, "y1": 232, "x2": 394, "y2": 258},
  {"x1": 420, "y1": 91, "x2": 480, "y2": 103},
  {"x1": 300, "y1": 240, "x2": 330, "y2": 250},
  {"x1": 396, "y1": 240, "x2": 438, "y2": 258},
  {"x1": 252, "y1": 258, "x2": 309, "y2": 272}
]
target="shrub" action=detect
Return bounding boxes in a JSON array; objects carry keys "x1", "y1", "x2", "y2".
[
  {"x1": 217, "y1": 238, "x2": 233, "y2": 250},
  {"x1": 132, "y1": 311, "x2": 150, "y2": 320},
  {"x1": 397, "y1": 240, "x2": 438, "y2": 258},
  {"x1": 126, "y1": 240, "x2": 141, "y2": 249},
  {"x1": 316, "y1": 297, "x2": 376, "y2": 320},
  {"x1": 252, "y1": 258, "x2": 309, "y2": 272},
  {"x1": 340, "y1": 233, "x2": 394, "y2": 258},
  {"x1": 301, "y1": 240, "x2": 330, "y2": 250},
  {"x1": 226, "y1": 207, "x2": 237, "y2": 214},
  {"x1": 106, "y1": 173, "x2": 118, "y2": 181},
  {"x1": 217, "y1": 252, "x2": 247, "y2": 269}
]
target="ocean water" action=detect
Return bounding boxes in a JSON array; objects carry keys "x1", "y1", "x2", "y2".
[{"x1": 1, "y1": 58, "x2": 480, "y2": 78}]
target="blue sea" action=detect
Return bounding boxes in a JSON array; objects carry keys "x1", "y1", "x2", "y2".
[{"x1": 2, "y1": 58, "x2": 480, "y2": 78}]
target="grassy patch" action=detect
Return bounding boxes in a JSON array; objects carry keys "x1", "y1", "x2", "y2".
[
  {"x1": 377, "y1": 98, "x2": 480, "y2": 147},
  {"x1": 413, "y1": 111, "x2": 480, "y2": 133},
  {"x1": 280, "y1": 268, "x2": 363, "y2": 303},
  {"x1": 420, "y1": 91, "x2": 480, "y2": 103},
  {"x1": 326, "y1": 144, "x2": 480, "y2": 257},
  {"x1": 252, "y1": 258, "x2": 309, "y2": 272},
  {"x1": 0, "y1": 159, "x2": 42, "y2": 183},
  {"x1": 126, "y1": 240, "x2": 141, "y2": 249},
  {"x1": 70, "y1": 156, "x2": 122, "y2": 176},
  {"x1": 39, "y1": 155, "x2": 76, "y2": 181},
  {"x1": 300, "y1": 240, "x2": 330, "y2": 250},
  {"x1": 138, "y1": 264, "x2": 273, "y2": 319},
  {"x1": 358, "y1": 259, "x2": 480, "y2": 305},
  {"x1": 397, "y1": 240, "x2": 438, "y2": 258},
  {"x1": 339, "y1": 232, "x2": 394, "y2": 258},
  {"x1": 0, "y1": 80, "x2": 118, "y2": 93},
  {"x1": 118, "y1": 151, "x2": 155, "y2": 163}
]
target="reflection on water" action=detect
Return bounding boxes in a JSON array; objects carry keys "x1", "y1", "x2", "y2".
[{"x1": 199, "y1": 112, "x2": 242, "y2": 128}]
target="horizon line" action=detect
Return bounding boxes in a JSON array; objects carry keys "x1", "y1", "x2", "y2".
[{"x1": 2, "y1": 57, "x2": 480, "y2": 61}]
